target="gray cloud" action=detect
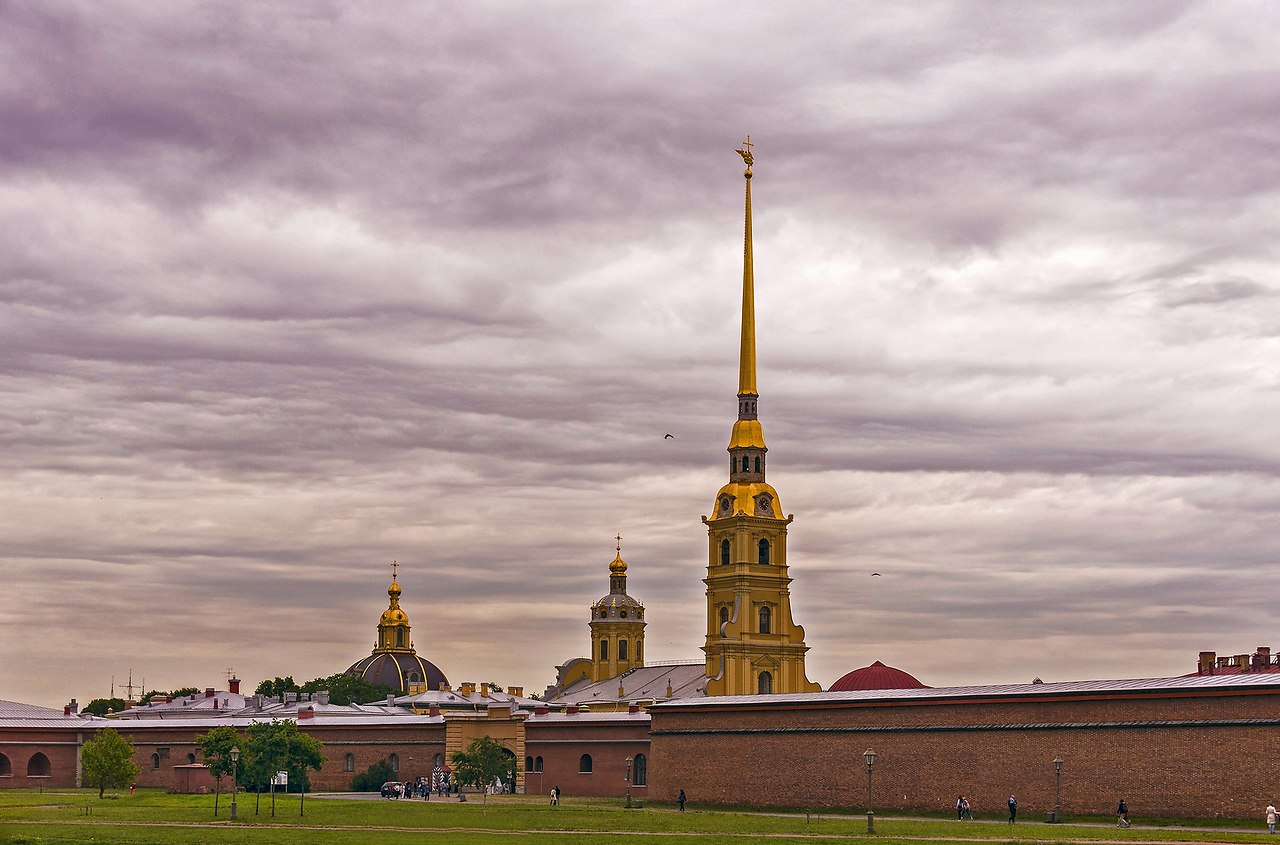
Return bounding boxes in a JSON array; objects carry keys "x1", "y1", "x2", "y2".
[{"x1": 3, "y1": 1, "x2": 1280, "y2": 705}]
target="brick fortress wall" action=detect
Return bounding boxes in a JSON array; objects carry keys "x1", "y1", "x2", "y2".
[{"x1": 648, "y1": 688, "x2": 1280, "y2": 819}]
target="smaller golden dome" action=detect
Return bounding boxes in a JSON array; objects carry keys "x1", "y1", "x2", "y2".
[{"x1": 609, "y1": 553, "x2": 627, "y2": 575}]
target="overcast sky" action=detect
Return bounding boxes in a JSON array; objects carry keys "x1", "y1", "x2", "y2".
[{"x1": 3, "y1": 1, "x2": 1279, "y2": 707}]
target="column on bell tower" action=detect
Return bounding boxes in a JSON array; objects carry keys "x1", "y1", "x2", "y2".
[
  {"x1": 589, "y1": 537, "x2": 646, "y2": 683},
  {"x1": 701, "y1": 139, "x2": 820, "y2": 697}
]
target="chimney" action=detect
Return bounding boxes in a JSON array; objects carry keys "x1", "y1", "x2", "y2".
[
  {"x1": 460, "y1": 682, "x2": 475, "y2": 697},
  {"x1": 387, "y1": 694, "x2": 396, "y2": 707},
  {"x1": 284, "y1": 692, "x2": 297, "y2": 703},
  {"x1": 428, "y1": 704, "x2": 441, "y2": 717},
  {"x1": 480, "y1": 683, "x2": 490, "y2": 697},
  {"x1": 229, "y1": 677, "x2": 240, "y2": 695},
  {"x1": 298, "y1": 705, "x2": 314, "y2": 720},
  {"x1": 64, "y1": 705, "x2": 71, "y2": 715},
  {"x1": 205, "y1": 687, "x2": 215, "y2": 698},
  {"x1": 165, "y1": 696, "x2": 173, "y2": 703},
  {"x1": 628, "y1": 703, "x2": 640, "y2": 714},
  {"x1": 617, "y1": 684, "x2": 625, "y2": 698},
  {"x1": 534, "y1": 705, "x2": 549, "y2": 716},
  {"x1": 314, "y1": 691, "x2": 329, "y2": 706},
  {"x1": 69, "y1": 699, "x2": 78, "y2": 714},
  {"x1": 507, "y1": 686, "x2": 524, "y2": 698},
  {"x1": 213, "y1": 699, "x2": 219, "y2": 710},
  {"x1": 1258, "y1": 647, "x2": 1271, "y2": 668},
  {"x1": 665, "y1": 679, "x2": 674, "y2": 698}
]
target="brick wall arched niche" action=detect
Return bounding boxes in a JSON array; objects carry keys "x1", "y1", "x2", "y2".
[{"x1": 26, "y1": 753, "x2": 51, "y2": 777}]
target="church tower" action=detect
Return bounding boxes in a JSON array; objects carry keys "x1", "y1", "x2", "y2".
[
  {"x1": 589, "y1": 537, "x2": 646, "y2": 683},
  {"x1": 701, "y1": 140, "x2": 820, "y2": 697},
  {"x1": 344, "y1": 562, "x2": 449, "y2": 695}
]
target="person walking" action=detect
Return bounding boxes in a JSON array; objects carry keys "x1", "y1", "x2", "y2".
[
  {"x1": 1118, "y1": 799, "x2": 1130, "y2": 828},
  {"x1": 550, "y1": 786, "x2": 560, "y2": 806},
  {"x1": 1007, "y1": 795, "x2": 1017, "y2": 824},
  {"x1": 957, "y1": 795, "x2": 964, "y2": 820},
  {"x1": 962, "y1": 797, "x2": 972, "y2": 820},
  {"x1": 678, "y1": 789, "x2": 687, "y2": 812}
]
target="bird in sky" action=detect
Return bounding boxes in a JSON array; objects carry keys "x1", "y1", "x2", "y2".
[
  {"x1": 664, "y1": 433, "x2": 675, "y2": 439},
  {"x1": 871, "y1": 572, "x2": 882, "y2": 577}
]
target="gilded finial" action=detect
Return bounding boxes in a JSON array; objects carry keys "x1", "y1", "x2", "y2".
[
  {"x1": 735, "y1": 134, "x2": 754, "y2": 170},
  {"x1": 391, "y1": 560, "x2": 398, "y2": 581},
  {"x1": 615, "y1": 534, "x2": 622, "y2": 554}
]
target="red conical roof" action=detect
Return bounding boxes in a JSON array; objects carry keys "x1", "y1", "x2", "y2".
[{"x1": 829, "y1": 660, "x2": 928, "y2": 692}]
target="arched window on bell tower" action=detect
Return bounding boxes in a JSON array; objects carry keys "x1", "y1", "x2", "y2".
[
  {"x1": 758, "y1": 671, "x2": 773, "y2": 694},
  {"x1": 720, "y1": 539, "x2": 731, "y2": 565},
  {"x1": 600, "y1": 640, "x2": 608, "y2": 660},
  {"x1": 719, "y1": 605, "x2": 729, "y2": 633},
  {"x1": 759, "y1": 605, "x2": 772, "y2": 634},
  {"x1": 758, "y1": 539, "x2": 771, "y2": 565}
]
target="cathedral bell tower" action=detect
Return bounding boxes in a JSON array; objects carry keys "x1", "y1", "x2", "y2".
[
  {"x1": 701, "y1": 139, "x2": 820, "y2": 697},
  {"x1": 589, "y1": 537, "x2": 646, "y2": 683}
]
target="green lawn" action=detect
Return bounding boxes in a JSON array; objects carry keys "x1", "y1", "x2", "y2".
[{"x1": 0, "y1": 790, "x2": 1271, "y2": 844}]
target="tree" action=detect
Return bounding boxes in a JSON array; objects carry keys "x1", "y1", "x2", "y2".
[
  {"x1": 138, "y1": 686, "x2": 201, "y2": 705},
  {"x1": 351, "y1": 758, "x2": 395, "y2": 792},
  {"x1": 450, "y1": 736, "x2": 515, "y2": 804},
  {"x1": 81, "y1": 727, "x2": 141, "y2": 798},
  {"x1": 299, "y1": 673, "x2": 395, "y2": 706},
  {"x1": 254, "y1": 677, "x2": 299, "y2": 698},
  {"x1": 242, "y1": 720, "x2": 325, "y2": 816},
  {"x1": 82, "y1": 698, "x2": 126, "y2": 717},
  {"x1": 196, "y1": 725, "x2": 243, "y2": 816}
]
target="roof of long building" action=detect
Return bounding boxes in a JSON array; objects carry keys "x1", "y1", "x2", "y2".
[
  {"x1": 548, "y1": 663, "x2": 708, "y2": 706},
  {"x1": 652, "y1": 670, "x2": 1280, "y2": 710}
]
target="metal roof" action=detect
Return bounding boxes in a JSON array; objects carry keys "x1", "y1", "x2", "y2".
[
  {"x1": 526, "y1": 711, "x2": 651, "y2": 724},
  {"x1": 0, "y1": 698, "x2": 101, "y2": 727},
  {"x1": 651, "y1": 671, "x2": 1280, "y2": 710},
  {"x1": 548, "y1": 664, "x2": 708, "y2": 705}
]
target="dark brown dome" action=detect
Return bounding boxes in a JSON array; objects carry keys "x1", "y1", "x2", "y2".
[
  {"x1": 345, "y1": 652, "x2": 448, "y2": 696},
  {"x1": 829, "y1": 660, "x2": 928, "y2": 692}
]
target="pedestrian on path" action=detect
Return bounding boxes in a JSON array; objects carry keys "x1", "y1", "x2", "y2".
[
  {"x1": 678, "y1": 789, "x2": 687, "y2": 812},
  {"x1": 1266, "y1": 803, "x2": 1276, "y2": 834},
  {"x1": 1008, "y1": 795, "x2": 1017, "y2": 824}
]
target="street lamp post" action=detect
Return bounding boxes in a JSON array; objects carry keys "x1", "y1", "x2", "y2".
[
  {"x1": 229, "y1": 746, "x2": 239, "y2": 821},
  {"x1": 625, "y1": 756, "x2": 633, "y2": 809},
  {"x1": 1052, "y1": 757, "x2": 1063, "y2": 823},
  {"x1": 863, "y1": 748, "x2": 876, "y2": 834}
]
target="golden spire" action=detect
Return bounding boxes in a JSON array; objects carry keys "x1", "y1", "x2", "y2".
[{"x1": 736, "y1": 135, "x2": 757, "y2": 397}]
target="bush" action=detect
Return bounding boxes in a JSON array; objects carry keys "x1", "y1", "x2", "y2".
[{"x1": 351, "y1": 759, "x2": 395, "y2": 792}]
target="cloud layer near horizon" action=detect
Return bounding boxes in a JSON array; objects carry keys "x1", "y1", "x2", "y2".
[{"x1": 2, "y1": 1, "x2": 1279, "y2": 706}]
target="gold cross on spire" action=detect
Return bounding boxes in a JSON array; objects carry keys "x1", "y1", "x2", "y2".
[
  {"x1": 391, "y1": 560, "x2": 398, "y2": 580},
  {"x1": 615, "y1": 534, "x2": 623, "y2": 553},
  {"x1": 736, "y1": 134, "x2": 754, "y2": 168}
]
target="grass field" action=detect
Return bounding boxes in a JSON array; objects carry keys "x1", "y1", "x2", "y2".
[{"x1": 0, "y1": 789, "x2": 1271, "y2": 844}]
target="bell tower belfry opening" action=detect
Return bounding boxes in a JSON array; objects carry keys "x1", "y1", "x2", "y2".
[{"x1": 701, "y1": 139, "x2": 820, "y2": 697}]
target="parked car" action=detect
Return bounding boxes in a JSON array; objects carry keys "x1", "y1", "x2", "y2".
[{"x1": 381, "y1": 781, "x2": 402, "y2": 799}]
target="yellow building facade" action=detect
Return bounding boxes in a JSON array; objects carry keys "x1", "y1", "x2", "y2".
[{"x1": 702, "y1": 142, "x2": 820, "y2": 697}]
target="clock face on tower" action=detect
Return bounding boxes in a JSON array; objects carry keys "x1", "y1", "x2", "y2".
[
  {"x1": 718, "y1": 496, "x2": 733, "y2": 516},
  {"x1": 755, "y1": 495, "x2": 772, "y2": 516}
]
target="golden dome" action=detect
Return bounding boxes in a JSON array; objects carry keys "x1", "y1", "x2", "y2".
[
  {"x1": 710, "y1": 481, "x2": 783, "y2": 519},
  {"x1": 609, "y1": 552, "x2": 628, "y2": 575}
]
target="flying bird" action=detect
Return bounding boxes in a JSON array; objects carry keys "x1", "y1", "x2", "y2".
[
  {"x1": 871, "y1": 572, "x2": 882, "y2": 577},
  {"x1": 664, "y1": 433, "x2": 675, "y2": 439}
]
